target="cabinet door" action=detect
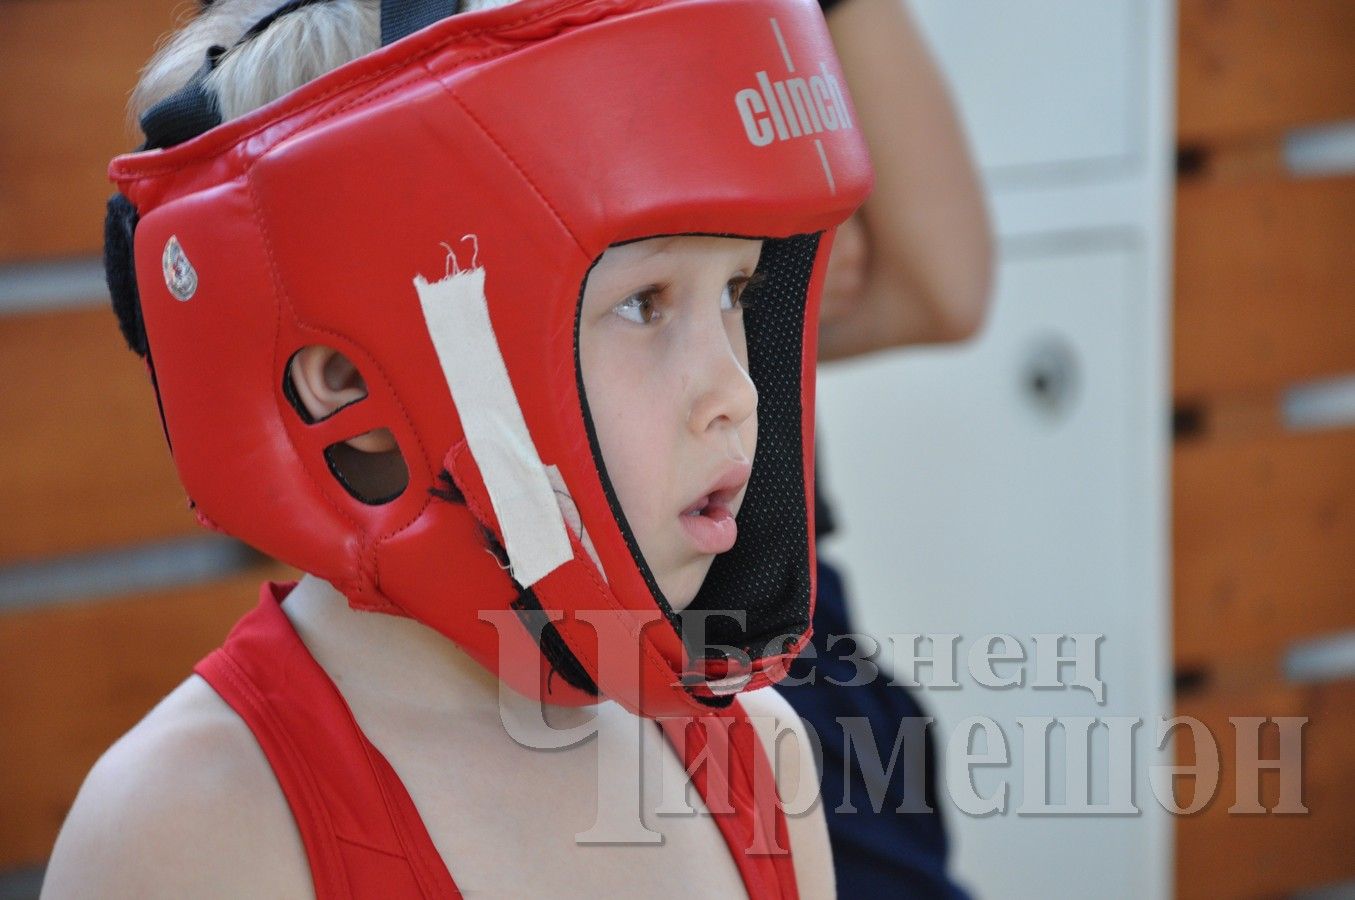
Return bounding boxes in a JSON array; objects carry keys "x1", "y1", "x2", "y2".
[
  {"x1": 817, "y1": 244, "x2": 1168, "y2": 899},
  {"x1": 907, "y1": 0, "x2": 1144, "y2": 182}
]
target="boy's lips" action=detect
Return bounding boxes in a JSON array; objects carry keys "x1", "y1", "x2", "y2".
[
  {"x1": 679, "y1": 501, "x2": 738, "y2": 553},
  {"x1": 678, "y1": 461, "x2": 752, "y2": 554}
]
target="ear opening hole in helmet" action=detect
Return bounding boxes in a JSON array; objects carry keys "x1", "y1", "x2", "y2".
[
  {"x1": 324, "y1": 433, "x2": 410, "y2": 505},
  {"x1": 283, "y1": 345, "x2": 370, "y2": 425}
]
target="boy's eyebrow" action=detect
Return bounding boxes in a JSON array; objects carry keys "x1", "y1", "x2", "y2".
[
  {"x1": 595, "y1": 238, "x2": 765, "y2": 282},
  {"x1": 624, "y1": 239, "x2": 683, "y2": 266},
  {"x1": 637, "y1": 240, "x2": 762, "y2": 264}
]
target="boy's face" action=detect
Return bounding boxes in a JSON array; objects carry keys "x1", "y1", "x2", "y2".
[{"x1": 579, "y1": 236, "x2": 763, "y2": 612}]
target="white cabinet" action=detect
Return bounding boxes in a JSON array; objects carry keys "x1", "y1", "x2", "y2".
[
  {"x1": 908, "y1": 0, "x2": 1144, "y2": 182},
  {"x1": 821, "y1": 245, "x2": 1143, "y2": 634},
  {"x1": 819, "y1": 241, "x2": 1165, "y2": 897},
  {"x1": 815, "y1": 1, "x2": 1174, "y2": 896}
]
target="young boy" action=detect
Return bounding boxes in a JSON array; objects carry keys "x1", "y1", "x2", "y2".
[{"x1": 42, "y1": 0, "x2": 872, "y2": 895}]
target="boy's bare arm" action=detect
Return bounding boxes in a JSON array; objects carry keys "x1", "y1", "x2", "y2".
[
  {"x1": 41, "y1": 677, "x2": 311, "y2": 900},
  {"x1": 818, "y1": 0, "x2": 994, "y2": 361}
]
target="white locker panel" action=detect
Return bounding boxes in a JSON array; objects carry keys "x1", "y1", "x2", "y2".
[
  {"x1": 907, "y1": 0, "x2": 1143, "y2": 182},
  {"x1": 816, "y1": 242, "x2": 1170, "y2": 899}
]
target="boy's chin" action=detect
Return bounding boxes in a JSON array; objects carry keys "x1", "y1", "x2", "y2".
[{"x1": 656, "y1": 556, "x2": 719, "y2": 613}]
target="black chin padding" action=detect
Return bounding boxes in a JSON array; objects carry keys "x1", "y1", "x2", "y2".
[
  {"x1": 381, "y1": 0, "x2": 461, "y2": 45},
  {"x1": 104, "y1": 193, "x2": 147, "y2": 358}
]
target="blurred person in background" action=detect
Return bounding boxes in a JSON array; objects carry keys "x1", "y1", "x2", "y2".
[{"x1": 780, "y1": 0, "x2": 994, "y2": 894}]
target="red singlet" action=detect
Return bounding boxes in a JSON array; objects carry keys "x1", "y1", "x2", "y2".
[{"x1": 194, "y1": 582, "x2": 800, "y2": 898}]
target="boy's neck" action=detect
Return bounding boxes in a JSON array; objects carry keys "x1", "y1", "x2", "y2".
[{"x1": 280, "y1": 572, "x2": 605, "y2": 731}]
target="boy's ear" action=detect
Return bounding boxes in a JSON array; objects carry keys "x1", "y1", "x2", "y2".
[{"x1": 288, "y1": 346, "x2": 396, "y2": 453}]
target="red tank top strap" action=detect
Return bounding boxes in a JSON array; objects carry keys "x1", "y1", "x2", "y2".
[
  {"x1": 657, "y1": 705, "x2": 802, "y2": 900},
  {"x1": 197, "y1": 581, "x2": 798, "y2": 899},
  {"x1": 193, "y1": 581, "x2": 462, "y2": 899}
]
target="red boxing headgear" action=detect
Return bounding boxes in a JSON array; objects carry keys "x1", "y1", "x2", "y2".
[{"x1": 108, "y1": 0, "x2": 873, "y2": 718}]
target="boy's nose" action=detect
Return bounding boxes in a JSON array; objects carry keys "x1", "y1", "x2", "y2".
[{"x1": 686, "y1": 335, "x2": 758, "y2": 438}]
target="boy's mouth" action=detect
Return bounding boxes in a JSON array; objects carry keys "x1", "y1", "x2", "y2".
[
  {"x1": 680, "y1": 484, "x2": 738, "y2": 516},
  {"x1": 677, "y1": 462, "x2": 751, "y2": 554},
  {"x1": 678, "y1": 496, "x2": 738, "y2": 554},
  {"x1": 680, "y1": 462, "x2": 751, "y2": 516}
]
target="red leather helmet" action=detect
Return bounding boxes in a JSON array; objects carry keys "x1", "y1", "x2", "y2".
[{"x1": 106, "y1": 0, "x2": 873, "y2": 717}]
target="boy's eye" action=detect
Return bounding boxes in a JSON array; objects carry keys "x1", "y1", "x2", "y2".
[
  {"x1": 613, "y1": 271, "x2": 765, "y2": 325},
  {"x1": 613, "y1": 290, "x2": 661, "y2": 325}
]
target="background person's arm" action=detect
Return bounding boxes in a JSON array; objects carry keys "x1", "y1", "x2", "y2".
[{"x1": 818, "y1": 0, "x2": 994, "y2": 361}]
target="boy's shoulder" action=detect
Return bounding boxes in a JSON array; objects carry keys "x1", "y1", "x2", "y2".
[
  {"x1": 737, "y1": 684, "x2": 819, "y2": 809},
  {"x1": 737, "y1": 685, "x2": 837, "y2": 900},
  {"x1": 42, "y1": 675, "x2": 312, "y2": 899}
]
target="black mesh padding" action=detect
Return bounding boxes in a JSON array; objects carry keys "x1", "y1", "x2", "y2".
[
  {"x1": 682, "y1": 233, "x2": 819, "y2": 657},
  {"x1": 572, "y1": 231, "x2": 822, "y2": 698},
  {"x1": 381, "y1": 0, "x2": 461, "y2": 45}
]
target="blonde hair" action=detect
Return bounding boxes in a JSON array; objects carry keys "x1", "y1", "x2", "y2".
[{"x1": 131, "y1": 0, "x2": 516, "y2": 129}]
